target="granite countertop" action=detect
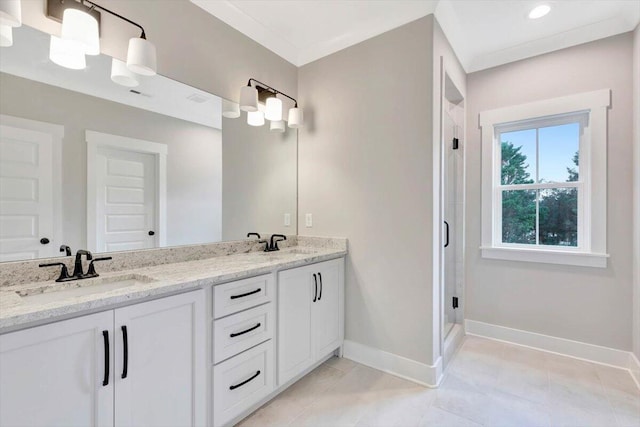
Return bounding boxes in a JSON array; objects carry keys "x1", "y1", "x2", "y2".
[{"x1": 0, "y1": 245, "x2": 346, "y2": 333}]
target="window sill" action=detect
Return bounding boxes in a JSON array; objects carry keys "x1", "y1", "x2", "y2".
[{"x1": 480, "y1": 246, "x2": 609, "y2": 268}]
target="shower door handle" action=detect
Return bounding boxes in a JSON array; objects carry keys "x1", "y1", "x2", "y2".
[{"x1": 444, "y1": 221, "x2": 450, "y2": 248}]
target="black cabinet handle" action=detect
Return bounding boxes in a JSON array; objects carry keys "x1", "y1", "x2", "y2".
[
  {"x1": 318, "y1": 272, "x2": 323, "y2": 301},
  {"x1": 121, "y1": 325, "x2": 128, "y2": 379},
  {"x1": 313, "y1": 274, "x2": 317, "y2": 302},
  {"x1": 229, "y1": 370, "x2": 261, "y2": 390},
  {"x1": 230, "y1": 288, "x2": 261, "y2": 300},
  {"x1": 40, "y1": 237, "x2": 50, "y2": 245},
  {"x1": 230, "y1": 323, "x2": 261, "y2": 338},
  {"x1": 444, "y1": 221, "x2": 450, "y2": 248},
  {"x1": 102, "y1": 330, "x2": 109, "y2": 387},
  {"x1": 148, "y1": 231, "x2": 155, "y2": 236}
]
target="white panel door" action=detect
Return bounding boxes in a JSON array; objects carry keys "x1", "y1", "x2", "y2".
[
  {"x1": 95, "y1": 147, "x2": 156, "y2": 252},
  {"x1": 313, "y1": 258, "x2": 344, "y2": 359},
  {"x1": 277, "y1": 265, "x2": 315, "y2": 386},
  {"x1": 114, "y1": 290, "x2": 206, "y2": 427},
  {"x1": 0, "y1": 123, "x2": 55, "y2": 261},
  {"x1": 0, "y1": 311, "x2": 114, "y2": 427}
]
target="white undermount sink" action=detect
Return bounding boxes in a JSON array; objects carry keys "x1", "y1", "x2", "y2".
[{"x1": 16, "y1": 274, "x2": 156, "y2": 305}]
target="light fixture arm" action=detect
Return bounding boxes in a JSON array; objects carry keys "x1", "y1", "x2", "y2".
[
  {"x1": 247, "y1": 78, "x2": 298, "y2": 107},
  {"x1": 82, "y1": 0, "x2": 147, "y2": 39}
]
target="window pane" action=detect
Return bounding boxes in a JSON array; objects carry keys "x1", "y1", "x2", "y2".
[
  {"x1": 500, "y1": 129, "x2": 536, "y2": 185},
  {"x1": 539, "y1": 187, "x2": 578, "y2": 246},
  {"x1": 502, "y1": 190, "x2": 536, "y2": 244},
  {"x1": 539, "y1": 123, "x2": 580, "y2": 183}
]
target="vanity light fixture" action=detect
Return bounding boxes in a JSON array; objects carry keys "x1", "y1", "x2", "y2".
[
  {"x1": 236, "y1": 78, "x2": 303, "y2": 129},
  {"x1": 49, "y1": 35, "x2": 86, "y2": 69},
  {"x1": 46, "y1": 0, "x2": 157, "y2": 76},
  {"x1": 0, "y1": 0, "x2": 22, "y2": 48},
  {"x1": 222, "y1": 99, "x2": 241, "y2": 118},
  {"x1": 528, "y1": 4, "x2": 551, "y2": 19},
  {"x1": 247, "y1": 110, "x2": 265, "y2": 127},
  {"x1": 270, "y1": 120, "x2": 285, "y2": 133}
]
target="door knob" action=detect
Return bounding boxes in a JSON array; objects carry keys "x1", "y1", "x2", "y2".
[
  {"x1": 148, "y1": 231, "x2": 155, "y2": 236},
  {"x1": 40, "y1": 238, "x2": 50, "y2": 245}
]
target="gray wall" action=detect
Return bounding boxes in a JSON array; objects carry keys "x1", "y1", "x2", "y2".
[
  {"x1": 633, "y1": 24, "x2": 640, "y2": 360},
  {"x1": 465, "y1": 33, "x2": 635, "y2": 350},
  {"x1": 221, "y1": 117, "x2": 297, "y2": 241},
  {"x1": 0, "y1": 72, "x2": 222, "y2": 251},
  {"x1": 298, "y1": 16, "x2": 436, "y2": 365},
  {"x1": 20, "y1": 0, "x2": 298, "y2": 105}
]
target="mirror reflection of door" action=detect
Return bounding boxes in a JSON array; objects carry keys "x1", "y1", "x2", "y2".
[
  {"x1": 87, "y1": 131, "x2": 167, "y2": 253},
  {"x1": 0, "y1": 116, "x2": 62, "y2": 261},
  {"x1": 95, "y1": 147, "x2": 156, "y2": 252}
]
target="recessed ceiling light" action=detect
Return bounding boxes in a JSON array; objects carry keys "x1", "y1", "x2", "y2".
[{"x1": 528, "y1": 4, "x2": 551, "y2": 19}]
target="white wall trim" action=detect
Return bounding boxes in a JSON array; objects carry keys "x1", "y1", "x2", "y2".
[
  {"x1": 480, "y1": 246, "x2": 608, "y2": 268},
  {"x1": 342, "y1": 340, "x2": 443, "y2": 388},
  {"x1": 86, "y1": 130, "x2": 168, "y2": 251},
  {"x1": 465, "y1": 319, "x2": 636, "y2": 372}
]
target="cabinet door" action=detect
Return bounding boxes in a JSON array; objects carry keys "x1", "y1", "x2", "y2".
[
  {"x1": 313, "y1": 258, "x2": 344, "y2": 359},
  {"x1": 114, "y1": 290, "x2": 205, "y2": 427},
  {"x1": 277, "y1": 266, "x2": 315, "y2": 386},
  {"x1": 0, "y1": 312, "x2": 114, "y2": 427}
]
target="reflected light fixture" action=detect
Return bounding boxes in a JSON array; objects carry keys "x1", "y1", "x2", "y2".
[
  {"x1": 0, "y1": 0, "x2": 22, "y2": 48},
  {"x1": 247, "y1": 110, "x2": 265, "y2": 127},
  {"x1": 0, "y1": 24, "x2": 12, "y2": 46},
  {"x1": 46, "y1": 0, "x2": 157, "y2": 75},
  {"x1": 49, "y1": 35, "x2": 86, "y2": 69},
  {"x1": 528, "y1": 4, "x2": 550, "y2": 19},
  {"x1": 234, "y1": 78, "x2": 303, "y2": 130},
  {"x1": 222, "y1": 99, "x2": 241, "y2": 119},
  {"x1": 111, "y1": 58, "x2": 139, "y2": 87},
  {"x1": 270, "y1": 120, "x2": 285, "y2": 133}
]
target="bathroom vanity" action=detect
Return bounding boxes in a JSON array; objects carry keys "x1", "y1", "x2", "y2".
[{"x1": 0, "y1": 241, "x2": 346, "y2": 427}]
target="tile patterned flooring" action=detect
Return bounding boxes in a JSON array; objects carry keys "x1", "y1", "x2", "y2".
[{"x1": 238, "y1": 336, "x2": 640, "y2": 427}]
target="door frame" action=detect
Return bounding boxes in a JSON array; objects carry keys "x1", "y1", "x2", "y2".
[
  {"x1": 0, "y1": 114, "x2": 63, "y2": 258},
  {"x1": 86, "y1": 130, "x2": 167, "y2": 251}
]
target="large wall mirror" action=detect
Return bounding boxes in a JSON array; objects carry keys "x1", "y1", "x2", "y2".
[{"x1": 0, "y1": 25, "x2": 297, "y2": 262}]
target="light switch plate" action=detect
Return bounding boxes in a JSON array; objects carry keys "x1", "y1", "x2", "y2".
[
  {"x1": 284, "y1": 213, "x2": 291, "y2": 227},
  {"x1": 305, "y1": 213, "x2": 313, "y2": 228}
]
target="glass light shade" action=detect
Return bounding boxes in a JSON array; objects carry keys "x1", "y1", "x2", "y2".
[
  {"x1": 287, "y1": 107, "x2": 304, "y2": 128},
  {"x1": 0, "y1": 0, "x2": 21, "y2": 27},
  {"x1": 239, "y1": 85, "x2": 258, "y2": 112},
  {"x1": 0, "y1": 24, "x2": 12, "y2": 47},
  {"x1": 111, "y1": 58, "x2": 139, "y2": 87},
  {"x1": 265, "y1": 96, "x2": 283, "y2": 121},
  {"x1": 127, "y1": 37, "x2": 157, "y2": 76},
  {"x1": 222, "y1": 99, "x2": 240, "y2": 119},
  {"x1": 270, "y1": 120, "x2": 285, "y2": 133},
  {"x1": 247, "y1": 110, "x2": 265, "y2": 127},
  {"x1": 61, "y1": 8, "x2": 100, "y2": 55},
  {"x1": 49, "y1": 35, "x2": 86, "y2": 70}
]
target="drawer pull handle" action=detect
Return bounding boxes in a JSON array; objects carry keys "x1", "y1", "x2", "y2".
[
  {"x1": 313, "y1": 274, "x2": 318, "y2": 302},
  {"x1": 230, "y1": 288, "x2": 261, "y2": 300},
  {"x1": 318, "y1": 272, "x2": 323, "y2": 301},
  {"x1": 230, "y1": 322, "x2": 261, "y2": 338},
  {"x1": 229, "y1": 370, "x2": 261, "y2": 390}
]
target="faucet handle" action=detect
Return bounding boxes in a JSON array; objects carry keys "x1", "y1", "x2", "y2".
[
  {"x1": 247, "y1": 232, "x2": 261, "y2": 239},
  {"x1": 86, "y1": 257, "x2": 113, "y2": 277},
  {"x1": 39, "y1": 262, "x2": 71, "y2": 282}
]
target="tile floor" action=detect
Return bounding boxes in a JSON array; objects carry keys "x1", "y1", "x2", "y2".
[{"x1": 238, "y1": 336, "x2": 640, "y2": 427}]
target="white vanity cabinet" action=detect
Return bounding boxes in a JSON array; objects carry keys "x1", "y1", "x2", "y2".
[
  {"x1": 0, "y1": 290, "x2": 205, "y2": 427},
  {"x1": 277, "y1": 258, "x2": 344, "y2": 385}
]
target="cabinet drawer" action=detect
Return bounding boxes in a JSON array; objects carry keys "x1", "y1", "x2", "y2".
[
  {"x1": 213, "y1": 303, "x2": 274, "y2": 364},
  {"x1": 214, "y1": 274, "x2": 274, "y2": 319},
  {"x1": 213, "y1": 340, "x2": 274, "y2": 427}
]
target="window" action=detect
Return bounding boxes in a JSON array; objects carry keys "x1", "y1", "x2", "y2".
[{"x1": 480, "y1": 90, "x2": 610, "y2": 267}]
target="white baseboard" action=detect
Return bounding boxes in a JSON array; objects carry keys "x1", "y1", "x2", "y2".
[
  {"x1": 465, "y1": 319, "x2": 636, "y2": 371},
  {"x1": 342, "y1": 339, "x2": 442, "y2": 387},
  {"x1": 630, "y1": 353, "x2": 640, "y2": 389}
]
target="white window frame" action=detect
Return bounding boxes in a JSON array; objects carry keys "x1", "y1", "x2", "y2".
[{"x1": 480, "y1": 89, "x2": 610, "y2": 268}]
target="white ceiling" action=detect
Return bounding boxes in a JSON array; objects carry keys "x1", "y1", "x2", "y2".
[{"x1": 190, "y1": 0, "x2": 640, "y2": 72}]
